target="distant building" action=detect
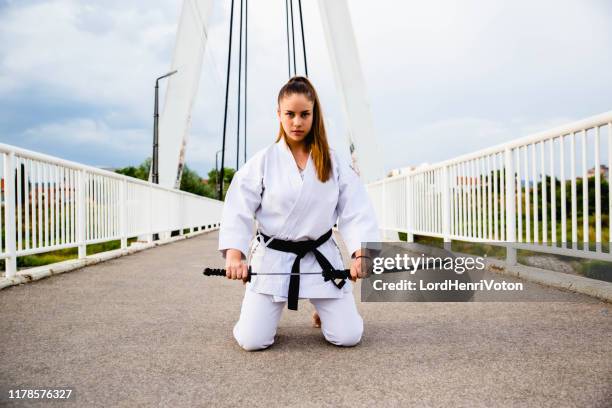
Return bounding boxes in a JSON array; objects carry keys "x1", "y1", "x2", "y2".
[
  {"x1": 387, "y1": 164, "x2": 423, "y2": 177},
  {"x1": 1, "y1": 178, "x2": 76, "y2": 205},
  {"x1": 455, "y1": 175, "x2": 481, "y2": 186}
]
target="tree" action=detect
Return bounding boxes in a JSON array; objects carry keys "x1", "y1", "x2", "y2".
[
  {"x1": 207, "y1": 168, "x2": 236, "y2": 200},
  {"x1": 207, "y1": 168, "x2": 235, "y2": 186},
  {"x1": 115, "y1": 159, "x2": 221, "y2": 199},
  {"x1": 115, "y1": 158, "x2": 151, "y2": 181},
  {"x1": 179, "y1": 164, "x2": 216, "y2": 198}
]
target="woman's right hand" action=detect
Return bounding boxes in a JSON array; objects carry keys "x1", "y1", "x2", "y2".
[{"x1": 225, "y1": 249, "x2": 249, "y2": 283}]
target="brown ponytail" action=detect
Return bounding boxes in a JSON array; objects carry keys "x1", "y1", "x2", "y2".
[{"x1": 276, "y1": 76, "x2": 332, "y2": 183}]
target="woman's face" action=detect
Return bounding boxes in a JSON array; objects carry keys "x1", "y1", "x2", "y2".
[{"x1": 277, "y1": 93, "x2": 314, "y2": 146}]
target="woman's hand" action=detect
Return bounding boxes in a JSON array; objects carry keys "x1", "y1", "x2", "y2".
[
  {"x1": 349, "y1": 250, "x2": 372, "y2": 281},
  {"x1": 225, "y1": 249, "x2": 249, "y2": 283}
]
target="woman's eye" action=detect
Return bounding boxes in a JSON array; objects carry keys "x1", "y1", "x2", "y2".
[{"x1": 301, "y1": 113, "x2": 310, "y2": 118}]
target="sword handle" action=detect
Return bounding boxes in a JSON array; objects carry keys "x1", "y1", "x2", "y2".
[
  {"x1": 203, "y1": 268, "x2": 224, "y2": 276},
  {"x1": 203, "y1": 267, "x2": 252, "y2": 282}
]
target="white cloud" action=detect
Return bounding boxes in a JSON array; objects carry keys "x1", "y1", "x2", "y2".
[
  {"x1": 0, "y1": 0, "x2": 179, "y2": 121},
  {"x1": 350, "y1": 0, "x2": 612, "y2": 94}
]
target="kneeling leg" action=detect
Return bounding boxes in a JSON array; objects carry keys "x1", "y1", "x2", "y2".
[
  {"x1": 233, "y1": 289, "x2": 284, "y2": 351},
  {"x1": 310, "y1": 294, "x2": 363, "y2": 347}
]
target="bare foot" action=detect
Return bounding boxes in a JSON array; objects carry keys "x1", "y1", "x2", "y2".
[{"x1": 312, "y1": 311, "x2": 321, "y2": 328}]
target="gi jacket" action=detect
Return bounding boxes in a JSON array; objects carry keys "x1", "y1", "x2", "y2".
[{"x1": 218, "y1": 137, "x2": 380, "y2": 301}]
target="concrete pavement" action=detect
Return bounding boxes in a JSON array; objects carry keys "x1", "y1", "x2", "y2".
[{"x1": 1, "y1": 231, "x2": 610, "y2": 407}]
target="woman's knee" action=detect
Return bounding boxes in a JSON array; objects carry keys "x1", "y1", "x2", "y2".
[
  {"x1": 323, "y1": 318, "x2": 363, "y2": 347},
  {"x1": 232, "y1": 290, "x2": 283, "y2": 351},
  {"x1": 233, "y1": 322, "x2": 275, "y2": 351}
]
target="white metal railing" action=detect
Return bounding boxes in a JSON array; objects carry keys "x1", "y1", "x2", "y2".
[
  {"x1": 1, "y1": 143, "x2": 224, "y2": 278},
  {"x1": 368, "y1": 111, "x2": 612, "y2": 263}
]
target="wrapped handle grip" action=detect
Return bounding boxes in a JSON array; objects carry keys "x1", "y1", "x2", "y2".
[
  {"x1": 203, "y1": 267, "x2": 229, "y2": 276},
  {"x1": 203, "y1": 267, "x2": 252, "y2": 282}
]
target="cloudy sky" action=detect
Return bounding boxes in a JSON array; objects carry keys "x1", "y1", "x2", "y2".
[{"x1": 1, "y1": 0, "x2": 611, "y2": 178}]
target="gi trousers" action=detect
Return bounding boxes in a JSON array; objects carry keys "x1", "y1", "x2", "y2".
[{"x1": 233, "y1": 289, "x2": 364, "y2": 351}]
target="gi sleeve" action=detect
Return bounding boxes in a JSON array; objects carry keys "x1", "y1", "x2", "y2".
[
  {"x1": 218, "y1": 153, "x2": 264, "y2": 260},
  {"x1": 335, "y1": 151, "x2": 381, "y2": 257}
]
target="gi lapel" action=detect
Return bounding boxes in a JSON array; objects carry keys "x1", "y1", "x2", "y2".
[
  {"x1": 279, "y1": 137, "x2": 305, "y2": 190},
  {"x1": 276, "y1": 137, "x2": 314, "y2": 238}
]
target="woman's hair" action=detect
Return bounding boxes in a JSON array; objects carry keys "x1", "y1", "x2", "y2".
[{"x1": 276, "y1": 76, "x2": 332, "y2": 183}]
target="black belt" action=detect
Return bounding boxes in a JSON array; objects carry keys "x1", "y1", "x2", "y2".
[{"x1": 258, "y1": 229, "x2": 346, "y2": 311}]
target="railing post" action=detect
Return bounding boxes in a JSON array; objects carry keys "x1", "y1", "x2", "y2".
[
  {"x1": 405, "y1": 175, "x2": 414, "y2": 243},
  {"x1": 120, "y1": 179, "x2": 127, "y2": 249},
  {"x1": 179, "y1": 195, "x2": 184, "y2": 236},
  {"x1": 381, "y1": 179, "x2": 387, "y2": 240},
  {"x1": 147, "y1": 185, "x2": 153, "y2": 243},
  {"x1": 77, "y1": 169, "x2": 87, "y2": 259},
  {"x1": 442, "y1": 165, "x2": 451, "y2": 247},
  {"x1": 4, "y1": 152, "x2": 17, "y2": 277},
  {"x1": 504, "y1": 147, "x2": 517, "y2": 265}
]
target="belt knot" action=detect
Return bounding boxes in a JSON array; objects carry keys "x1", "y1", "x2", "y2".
[{"x1": 257, "y1": 229, "x2": 339, "y2": 310}]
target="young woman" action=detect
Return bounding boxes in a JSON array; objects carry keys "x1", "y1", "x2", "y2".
[{"x1": 218, "y1": 76, "x2": 379, "y2": 351}]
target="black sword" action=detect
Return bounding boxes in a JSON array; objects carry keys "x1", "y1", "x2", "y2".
[
  {"x1": 203, "y1": 260, "x2": 436, "y2": 283},
  {"x1": 203, "y1": 267, "x2": 351, "y2": 283}
]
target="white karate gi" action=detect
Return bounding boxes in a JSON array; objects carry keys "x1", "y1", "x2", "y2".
[{"x1": 218, "y1": 137, "x2": 380, "y2": 350}]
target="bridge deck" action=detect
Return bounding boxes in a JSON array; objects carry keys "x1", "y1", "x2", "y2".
[{"x1": 1, "y1": 231, "x2": 610, "y2": 407}]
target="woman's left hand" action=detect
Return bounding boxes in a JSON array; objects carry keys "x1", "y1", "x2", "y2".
[{"x1": 349, "y1": 252, "x2": 371, "y2": 281}]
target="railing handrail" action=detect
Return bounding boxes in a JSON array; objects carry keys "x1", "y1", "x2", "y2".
[
  {"x1": 367, "y1": 109, "x2": 612, "y2": 268},
  {"x1": 1, "y1": 142, "x2": 225, "y2": 278},
  {"x1": 0, "y1": 142, "x2": 223, "y2": 203}
]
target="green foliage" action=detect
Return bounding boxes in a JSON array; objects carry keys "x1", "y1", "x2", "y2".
[
  {"x1": 0, "y1": 239, "x2": 138, "y2": 271},
  {"x1": 207, "y1": 167, "x2": 235, "y2": 184},
  {"x1": 545, "y1": 176, "x2": 609, "y2": 219},
  {"x1": 206, "y1": 168, "x2": 236, "y2": 200},
  {"x1": 179, "y1": 164, "x2": 216, "y2": 199},
  {"x1": 577, "y1": 260, "x2": 612, "y2": 282},
  {"x1": 115, "y1": 158, "x2": 224, "y2": 200},
  {"x1": 115, "y1": 157, "x2": 151, "y2": 181}
]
